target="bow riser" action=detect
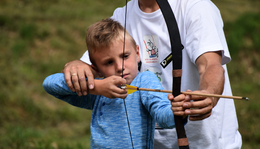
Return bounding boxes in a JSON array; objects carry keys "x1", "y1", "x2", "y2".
[{"x1": 156, "y1": 0, "x2": 189, "y2": 148}]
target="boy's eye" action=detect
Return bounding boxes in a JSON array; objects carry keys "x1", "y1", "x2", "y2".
[
  {"x1": 123, "y1": 54, "x2": 129, "y2": 59},
  {"x1": 105, "y1": 61, "x2": 113, "y2": 65}
]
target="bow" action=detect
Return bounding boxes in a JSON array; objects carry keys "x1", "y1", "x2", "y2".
[
  {"x1": 155, "y1": 0, "x2": 189, "y2": 148},
  {"x1": 122, "y1": 0, "x2": 135, "y2": 148}
]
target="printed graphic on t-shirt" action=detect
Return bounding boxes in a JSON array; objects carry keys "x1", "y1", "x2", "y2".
[
  {"x1": 143, "y1": 35, "x2": 159, "y2": 64},
  {"x1": 145, "y1": 67, "x2": 163, "y2": 83}
]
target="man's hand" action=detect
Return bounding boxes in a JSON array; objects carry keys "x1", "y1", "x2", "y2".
[
  {"x1": 62, "y1": 60, "x2": 99, "y2": 96},
  {"x1": 170, "y1": 90, "x2": 217, "y2": 121},
  {"x1": 183, "y1": 51, "x2": 224, "y2": 121},
  {"x1": 182, "y1": 90, "x2": 216, "y2": 121}
]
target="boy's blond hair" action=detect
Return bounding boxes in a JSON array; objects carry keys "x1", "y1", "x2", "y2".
[{"x1": 86, "y1": 18, "x2": 136, "y2": 65}]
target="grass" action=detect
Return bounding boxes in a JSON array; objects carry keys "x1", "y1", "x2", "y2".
[{"x1": 0, "y1": 0, "x2": 260, "y2": 148}]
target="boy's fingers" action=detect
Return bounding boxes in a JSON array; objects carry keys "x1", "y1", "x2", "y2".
[
  {"x1": 114, "y1": 77, "x2": 127, "y2": 87},
  {"x1": 171, "y1": 101, "x2": 184, "y2": 107},
  {"x1": 168, "y1": 94, "x2": 174, "y2": 101},
  {"x1": 173, "y1": 94, "x2": 186, "y2": 102},
  {"x1": 171, "y1": 106, "x2": 184, "y2": 112},
  {"x1": 109, "y1": 89, "x2": 128, "y2": 99},
  {"x1": 115, "y1": 93, "x2": 128, "y2": 99},
  {"x1": 172, "y1": 111, "x2": 186, "y2": 116},
  {"x1": 113, "y1": 85, "x2": 128, "y2": 94}
]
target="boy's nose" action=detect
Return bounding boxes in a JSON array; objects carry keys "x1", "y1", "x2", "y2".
[{"x1": 116, "y1": 60, "x2": 125, "y2": 73}]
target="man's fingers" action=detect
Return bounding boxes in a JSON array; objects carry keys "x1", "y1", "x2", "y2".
[
  {"x1": 61, "y1": 62, "x2": 69, "y2": 73},
  {"x1": 75, "y1": 69, "x2": 88, "y2": 96},
  {"x1": 71, "y1": 74, "x2": 82, "y2": 96},
  {"x1": 78, "y1": 75, "x2": 88, "y2": 96},
  {"x1": 64, "y1": 71, "x2": 75, "y2": 92},
  {"x1": 85, "y1": 71, "x2": 94, "y2": 90},
  {"x1": 184, "y1": 104, "x2": 212, "y2": 120},
  {"x1": 185, "y1": 104, "x2": 212, "y2": 114},
  {"x1": 183, "y1": 96, "x2": 212, "y2": 109},
  {"x1": 188, "y1": 112, "x2": 211, "y2": 121}
]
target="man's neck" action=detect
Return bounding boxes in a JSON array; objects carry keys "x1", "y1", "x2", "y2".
[{"x1": 138, "y1": 0, "x2": 159, "y2": 13}]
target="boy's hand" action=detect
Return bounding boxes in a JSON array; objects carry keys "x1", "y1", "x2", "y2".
[
  {"x1": 169, "y1": 89, "x2": 214, "y2": 121},
  {"x1": 94, "y1": 76, "x2": 128, "y2": 99},
  {"x1": 168, "y1": 91, "x2": 191, "y2": 116}
]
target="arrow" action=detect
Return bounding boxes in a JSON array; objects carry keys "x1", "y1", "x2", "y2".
[{"x1": 123, "y1": 84, "x2": 249, "y2": 101}]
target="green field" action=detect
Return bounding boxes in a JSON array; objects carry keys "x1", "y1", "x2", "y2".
[{"x1": 1, "y1": 0, "x2": 260, "y2": 148}]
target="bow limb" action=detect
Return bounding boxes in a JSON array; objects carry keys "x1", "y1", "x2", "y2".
[{"x1": 155, "y1": 0, "x2": 189, "y2": 148}]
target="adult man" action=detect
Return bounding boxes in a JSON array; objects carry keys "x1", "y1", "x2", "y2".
[{"x1": 63, "y1": 0, "x2": 242, "y2": 148}]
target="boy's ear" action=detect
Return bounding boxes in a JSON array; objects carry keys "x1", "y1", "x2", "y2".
[
  {"x1": 90, "y1": 64, "x2": 103, "y2": 78},
  {"x1": 136, "y1": 45, "x2": 141, "y2": 63},
  {"x1": 136, "y1": 45, "x2": 142, "y2": 71}
]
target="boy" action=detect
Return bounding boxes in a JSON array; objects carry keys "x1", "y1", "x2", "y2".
[{"x1": 43, "y1": 18, "x2": 186, "y2": 149}]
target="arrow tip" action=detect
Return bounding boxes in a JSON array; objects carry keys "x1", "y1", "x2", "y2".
[{"x1": 242, "y1": 97, "x2": 249, "y2": 101}]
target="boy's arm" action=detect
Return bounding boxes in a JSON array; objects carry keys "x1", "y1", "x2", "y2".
[
  {"x1": 43, "y1": 73, "x2": 128, "y2": 105},
  {"x1": 154, "y1": 93, "x2": 188, "y2": 129},
  {"x1": 139, "y1": 72, "x2": 187, "y2": 128},
  {"x1": 43, "y1": 73, "x2": 96, "y2": 109}
]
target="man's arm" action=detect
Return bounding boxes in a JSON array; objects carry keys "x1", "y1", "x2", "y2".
[{"x1": 183, "y1": 51, "x2": 224, "y2": 121}]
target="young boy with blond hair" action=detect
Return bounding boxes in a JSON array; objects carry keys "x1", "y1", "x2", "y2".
[{"x1": 43, "y1": 18, "x2": 186, "y2": 149}]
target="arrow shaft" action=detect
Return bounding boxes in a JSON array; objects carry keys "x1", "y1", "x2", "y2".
[
  {"x1": 181, "y1": 91, "x2": 248, "y2": 100},
  {"x1": 126, "y1": 87, "x2": 248, "y2": 100}
]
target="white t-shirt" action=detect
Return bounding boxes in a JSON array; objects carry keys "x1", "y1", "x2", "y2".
[{"x1": 81, "y1": 0, "x2": 242, "y2": 148}]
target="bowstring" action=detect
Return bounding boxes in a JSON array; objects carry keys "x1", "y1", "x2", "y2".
[{"x1": 122, "y1": 0, "x2": 134, "y2": 148}]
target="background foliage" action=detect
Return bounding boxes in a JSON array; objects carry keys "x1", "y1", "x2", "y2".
[{"x1": 0, "y1": 0, "x2": 259, "y2": 148}]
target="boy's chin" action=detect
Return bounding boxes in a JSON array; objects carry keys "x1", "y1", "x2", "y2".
[{"x1": 125, "y1": 78, "x2": 133, "y2": 85}]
